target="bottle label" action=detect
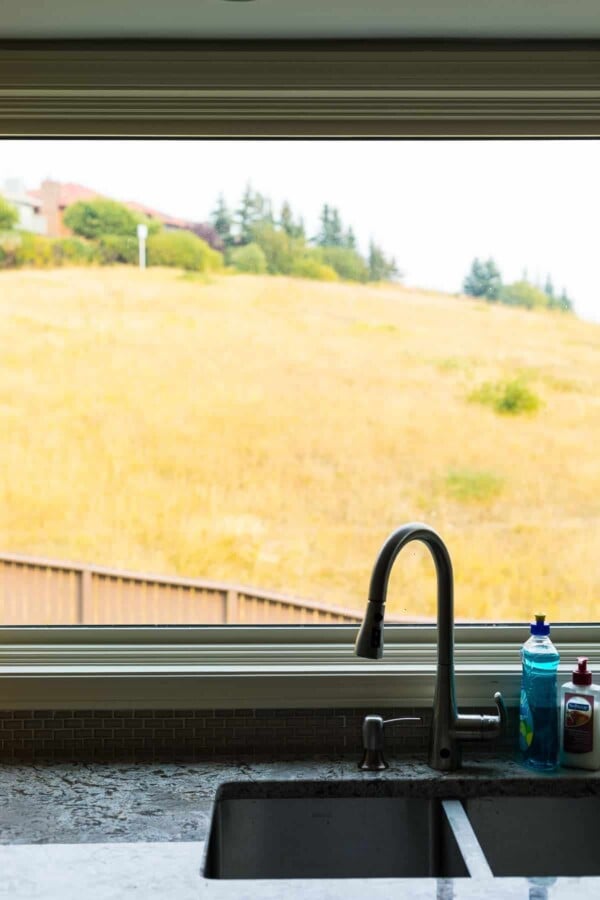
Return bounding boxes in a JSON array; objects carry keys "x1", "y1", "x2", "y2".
[
  {"x1": 563, "y1": 692, "x2": 594, "y2": 754},
  {"x1": 519, "y1": 688, "x2": 534, "y2": 752}
]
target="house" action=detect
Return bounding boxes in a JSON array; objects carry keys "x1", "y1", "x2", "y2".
[
  {"x1": 1, "y1": 178, "x2": 46, "y2": 234},
  {"x1": 10, "y1": 178, "x2": 204, "y2": 239},
  {"x1": 27, "y1": 180, "x2": 100, "y2": 237}
]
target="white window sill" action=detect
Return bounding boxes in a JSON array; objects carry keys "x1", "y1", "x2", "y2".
[{"x1": 1, "y1": 624, "x2": 598, "y2": 709}]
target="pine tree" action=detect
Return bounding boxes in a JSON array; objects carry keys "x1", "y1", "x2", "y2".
[
  {"x1": 558, "y1": 288, "x2": 574, "y2": 313},
  {"x1": 278, "y1": 201, "x2": 304, "y2": 240},
  {"x1": 368, "y1": 240, "x2": 398, "y2": 282},
  {"x1": 544, "y1": 275, "x2": 555, "y2": 299},
  {"x1": 280, "y1": 201, "x2": 294, "y2": 236},
  {"x1": 210, "y1": 193, "x2": 234, "y2": 249},
  {"x1": 236, "y1": 184, "x2": 256, "y2": 245},
  {"x1": 344, "y1": 227, "x2": 356, "y2": 250},
  {"x1": 316, "y1": 204, "x2": 332, "y2": 247},
  {"x1": 329, "y1": 208, "x2": 343, "y2": 247},
  {"x1": 317, "y1": 204, "x2": 345, "y2": 247},
  {"x1": 463, "y1": 258, "x2": 503, "y2": 301}
]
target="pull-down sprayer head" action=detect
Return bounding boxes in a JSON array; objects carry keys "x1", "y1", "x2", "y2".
[{"x1": 354, "y1": 598, "x2": 386, "y2": 659}]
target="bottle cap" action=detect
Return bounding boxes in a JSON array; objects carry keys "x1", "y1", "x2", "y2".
[
  {"x1": 573, "y1": 657, "x2": 592, "y2": 686},
  {"x1": 530, "y1": 613, "x2": 550, "y2": 636}
]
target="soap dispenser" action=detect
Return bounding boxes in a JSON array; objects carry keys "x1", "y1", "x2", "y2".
[
  {"x1": 560, "y1": 658, "x2": 600, "y2": 771},
  {"x1": 519, "y1": 614, "x2": 560, "y2": 770}
]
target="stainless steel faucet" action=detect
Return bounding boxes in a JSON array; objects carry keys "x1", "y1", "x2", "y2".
[{"x1": 355, "y1": 522, "x2": 506, "y2": 771}]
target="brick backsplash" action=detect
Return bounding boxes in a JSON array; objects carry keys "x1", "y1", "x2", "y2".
[{"x1": 0, "y1": 706, "x2": 518, "y2": 762}]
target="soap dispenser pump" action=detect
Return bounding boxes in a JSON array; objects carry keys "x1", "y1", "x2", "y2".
[{"x1": 560, "y1": 658, "x2": 600, "y2": 771}]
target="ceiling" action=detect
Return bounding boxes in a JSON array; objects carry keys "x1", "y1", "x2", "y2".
[{"x1": 1, "y1": 0, "x2": 599, "y2": 41}]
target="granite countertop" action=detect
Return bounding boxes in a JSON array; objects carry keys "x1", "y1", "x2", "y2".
[{"x1": 1, "y1": 755, "x2": 599, "y2": 899}]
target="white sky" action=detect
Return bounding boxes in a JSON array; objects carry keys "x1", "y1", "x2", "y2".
[{"x1": 1, "y1": 139, "x2": 599, "y2": 322}]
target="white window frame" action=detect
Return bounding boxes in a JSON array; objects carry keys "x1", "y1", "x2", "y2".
[{"x1": 1, "y1": 40, "x2": 599, "y2": 708}]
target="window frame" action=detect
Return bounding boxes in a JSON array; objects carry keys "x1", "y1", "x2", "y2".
[{"x1": 1, "y1": 39, "x2": 599, "y2": 708}]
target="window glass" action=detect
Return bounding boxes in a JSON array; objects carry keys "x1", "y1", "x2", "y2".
[{"x1": 0, "y1": 140, "x2": 598, "y2": 625}]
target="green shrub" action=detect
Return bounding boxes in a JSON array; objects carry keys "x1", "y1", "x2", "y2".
[
  {"x1": 469, "y1": 378, "x2": 542, "y2": 415},
  {"x1": 0, "y1": 196, "x2": 18, "y2": 231},
  {"x1": 64, "y1": 198, "x2": 159, "y2": 240},
  {"x1": 314, "y1": 246, "x2": 369, "y2": 283},
  {"x1": 0, "y1": 231, "x2": 21, "y2": 268},
  {"x1": 500, "y1": 280, "x2": 549, "y2": 310},
  {"x1": 51, "y1": 237, "x2": 98, "y2": 266},
  {"x1": 445, "y1": 468, "x2": 504, "y2": 502},
  {"x1": 250, "y1": 223, "x2": 297, "y2": 275},
  {"x1": 147, "y1": 230, "x2": 223, "y2": 272},
  {"x1": 291, "y1": 254, "x2": 339, "y2": 282},
  {"x1": 229, "y1": 242, "x2": 267, "y2": 274},
  {"x1": 15, "y1": 232, "x2": 54, "y2": 267},
  {"x1": 97, "y1": 234, "x2": 139, "y2": 265}
]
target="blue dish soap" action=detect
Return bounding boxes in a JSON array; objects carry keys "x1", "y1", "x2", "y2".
[{"x1": 519, "y1": 614, "x2": 560, "y2": 769}]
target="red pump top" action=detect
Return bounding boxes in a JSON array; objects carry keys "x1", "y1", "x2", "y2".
[{"x1": 572, "y1": 657, "x2": 593, "y2": 686}]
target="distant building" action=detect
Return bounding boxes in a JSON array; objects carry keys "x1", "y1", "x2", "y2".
[
  {"x1": 28, "y1": 180, "x2": 100, "y2": 237},
  {"x1": 4, "y1": 178, "x2": 208, "y2": 240},
  {"x1": 124, "y1": 199, "x2": 196, "y2": 232},
  {"x1": 1, "y1": 178, "x2": 46, "y2": 234}
]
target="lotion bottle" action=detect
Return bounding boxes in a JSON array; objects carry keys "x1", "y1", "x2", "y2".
[{"x1": 560, "y1": 657, "x2": 600, "y2": 771}]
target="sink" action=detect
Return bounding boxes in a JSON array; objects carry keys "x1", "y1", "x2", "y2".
[
  {"x1": 203, "y1": 783, "x2": 488, "y2": 879},
  {"x1": 463, "y1": 796, "x2": 600, "y2": 878},
  {"x1": 203, "y1": 780, "x2": 600, "y2": 882}
]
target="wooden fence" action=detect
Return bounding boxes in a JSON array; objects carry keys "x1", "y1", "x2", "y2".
[{"x1": 0, "y1": 553, "x2": 364, "y2": 626}]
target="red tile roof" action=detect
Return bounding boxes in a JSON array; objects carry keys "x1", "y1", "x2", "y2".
[
  {"x1": 29, "y1": 182, "x2": 101, "y2": 207},
  {"x1": 28, "y1": 180, "x2": 195, "y2": 230},
  {"x1": 125, "y1": 200, "x2": 193, "y2": 230}
]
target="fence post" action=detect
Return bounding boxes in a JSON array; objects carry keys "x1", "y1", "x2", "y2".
[
  {"x1": 224, "y1": 589, "x2": 239, "y2": 624},
  {"x1": 78, "y1": 568, "x2": 92, "y2": 624}
]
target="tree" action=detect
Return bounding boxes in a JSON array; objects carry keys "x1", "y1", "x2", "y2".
[
  {"x1": 63, "y1": 198, "x2": 156, "y2": 239},
  {"x1": 368, "y1": 240, "x2": 398, "y2": 282},
  {"x1": 344, "y1": 227, "x2": 357, "y2": 250},
  {"x1": 236, "y1": 185, "x2": 273, "y2": 245},
  {"x1": 500, "y1": 280, "x2": 549, "y2": 310},
  {"x1": 316, "y1": 246, "x2": 369, "y2": 283},
  {"x1": 316, "y1": 204, "x2": 344, "y2": 247},
  {"x1": 0, "y1": 195, "x2": 18, "y2": 231},
  {"x1": 210, "y1": 194, "x2": 234, "y2": 249},
  {"x1": 549, "y1": 288, "x2": 574, "y2": 313},
  {"x1": 251, "y1": 222, "x2": 297, "y2": 275},
  {"x1": 279, "y1": 201, "x2": 305, "y2": 240},
  {"x1": 544, "y1": 274, "x2": 555, "y2": 299},
  {"x1": 463, "y1": 258, "x2": 502, "y2": 301},
  {"x1": 229, "y1": 242, "x2": 267, "y2": 274}
]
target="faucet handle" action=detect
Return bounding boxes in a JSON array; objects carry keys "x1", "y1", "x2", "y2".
[
  {"x1": 493, "y1": 691, "x2": 507, "y2": 734},
  {"x1": 359, "y1": 715, "x2": 422, "y2": 771}
]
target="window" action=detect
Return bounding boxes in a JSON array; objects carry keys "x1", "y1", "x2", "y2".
[
  {"x1": 0, "y1": 42, "x2": 599, "y2": 707},
  {"x1": 1, "y1": 137, "x2": 598, "y2": 627}
]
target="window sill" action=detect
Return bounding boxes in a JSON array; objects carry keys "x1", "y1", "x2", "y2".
[{"x1": 1, "y1": 624, "x2": 597, "y2": 709}]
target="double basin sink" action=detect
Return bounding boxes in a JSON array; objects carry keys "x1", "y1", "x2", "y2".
[{"x1": 204, "y1": 779, "x2": 600, "y2": 880}]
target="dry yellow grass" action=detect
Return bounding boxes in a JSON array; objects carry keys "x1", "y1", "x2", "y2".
[{"x1": 0, "y1": 266, "x2": 598, "y2": 622}]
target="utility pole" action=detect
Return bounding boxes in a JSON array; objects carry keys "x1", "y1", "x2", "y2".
[{"x1": 137, "y1": 223, "x2": 148, "y2": 270}]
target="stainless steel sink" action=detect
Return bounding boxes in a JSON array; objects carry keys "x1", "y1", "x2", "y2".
[
  {"x1": 203, "y1": 784, "x2": 490, "y2": 880},
  {"x1": 463, "y1": 796, "x2": 600, "y2": 878},
  {"x1": 203, "y1": 780, "x2": 600, "y2": 882}
]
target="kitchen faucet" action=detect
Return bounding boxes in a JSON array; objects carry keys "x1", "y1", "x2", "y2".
[{"x1": 355, "y1": 522, "x2": 506, "y2": 771}]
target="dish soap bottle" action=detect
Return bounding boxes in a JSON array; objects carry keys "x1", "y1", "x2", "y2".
[
  {"x1": 560, "y1": 658, "x2": 600, "y2": 770},
  {"x1": 519, "y1": 614, "x2": 560, "y2": 769}
]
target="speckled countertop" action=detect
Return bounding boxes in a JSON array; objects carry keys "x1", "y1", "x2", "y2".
[{"x1": 1, "y1": 755, "x2": 599, "y2": 899}]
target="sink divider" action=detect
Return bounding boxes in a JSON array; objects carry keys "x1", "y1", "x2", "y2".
[{"x1": 441, "y1": 800, "x2": 493, "y2": 879}]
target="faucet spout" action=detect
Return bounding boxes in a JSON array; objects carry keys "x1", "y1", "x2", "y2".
[{"x1": 355, "y1": 522, "x2": 505, "y2": 771}]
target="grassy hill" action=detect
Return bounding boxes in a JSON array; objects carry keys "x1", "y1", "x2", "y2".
[{"x1": 0, "y1": 266, "x2": 598, "y2": 622}]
